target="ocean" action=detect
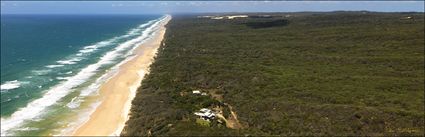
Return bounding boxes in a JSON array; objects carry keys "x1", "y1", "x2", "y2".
[{"x1": 1, "y1": 14, "x2": 164, "y2": 135}]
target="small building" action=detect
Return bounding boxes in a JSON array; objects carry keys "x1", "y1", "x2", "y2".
[
  {"x1": 193, "y1": 90, "x2": 208, "y2": 96},
  {"x1": 192, "y1": 90, "x2": 201, "y2": 94},
  {"x1": 194, "y1": 108, "x2": 216, "y2": 121},
  {"x1": 401, "y1": 16, "x2": 413, "y2": 20}
]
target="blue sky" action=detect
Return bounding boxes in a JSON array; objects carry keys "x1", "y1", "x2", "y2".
[{"x1": 1, "y1": 1, "x2": 424, "y2": 14}]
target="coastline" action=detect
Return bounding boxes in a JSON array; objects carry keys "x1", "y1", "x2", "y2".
[{"x1": 71, "y1": 15, "x2": 171, "y2": 136}]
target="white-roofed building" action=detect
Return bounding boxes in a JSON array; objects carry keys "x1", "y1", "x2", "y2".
[
  {"x1": 194, "y1": 108, "x2": 216, "y2": 121},
  {"x1": 192, "y1": 90, "x2": 201, "y2": 94}
]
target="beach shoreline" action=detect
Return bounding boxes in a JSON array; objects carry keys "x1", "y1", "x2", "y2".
[{"x1": 71, "y1": 15, "x2": 171, "y2": 136}]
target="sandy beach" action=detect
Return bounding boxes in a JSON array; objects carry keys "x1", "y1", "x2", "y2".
[{"x1": 72, "y1": 15, "x2": 171, "y2": 136}]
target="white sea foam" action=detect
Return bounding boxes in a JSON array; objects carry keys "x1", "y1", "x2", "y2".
[
  {"x1": 78, "y1": 48, "x2": 96, "y2": 53},
  {"x1": 56, "y1": 101, "x2": 101, "y2": 136},
  {"x1": 76, "y1": 38, "x2": 118, "y2": 55},
  {"x1": 56, "y1": 77, "x2": 70, "y2": 80},
  {"x1": 74, "y1": 20, "x2": 156, "y2": 57},
  {"x1": 57, "y1": 61, "x2": 76, "y2": 65},
  {"x1": 65, "y1": 64, "x2": 118, "y2": 109},
  {"x1": 66, "y1": 97, "x2": 81, "y2": 109},
  {"x1": 45, "y1": 65, "x2": 65, "y2": 68},
  {"x1": 15, "y1": 127, "x2": 39, "y2": 131},
  {"x1": 0, "y1": 16, "x2": 166, "y2": 136},
  {"x1": 32, "y1": 70, "x2": 52, "y2": 75},
  {"x1": 0, "y1": 80, "x2": 22, "y2": 91},
  {"x1": 122, "y1": 19, "x2": 157, "y2": 38},
  {"x1": 64, "y1": 69, "x2": 113, "y2": 109},
  {"x1": 57, "y1": 57, "x2": 83, "y2": 65}
]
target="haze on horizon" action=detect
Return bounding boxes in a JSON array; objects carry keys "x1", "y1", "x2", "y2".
[{"x1": 1, "y1": 1, "x2": 424, "y2": 15}]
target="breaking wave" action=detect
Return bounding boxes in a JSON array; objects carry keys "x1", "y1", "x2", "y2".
[{"x1": 1, "y1": 80, "x2": 23, "y2": 92}]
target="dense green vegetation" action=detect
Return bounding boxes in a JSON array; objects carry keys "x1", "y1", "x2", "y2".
[
  {"x1": 244, "y1": 19, "x2": 289, "y2": 28},
  {"x1": 122, "y1": 12, "x2": 424, "y2": 136}
]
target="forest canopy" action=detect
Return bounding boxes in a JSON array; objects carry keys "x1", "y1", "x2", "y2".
[{"x1": 122, "y1": 12, "x2": 424, "y2": 136}]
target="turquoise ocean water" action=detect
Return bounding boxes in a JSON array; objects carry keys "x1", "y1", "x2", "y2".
[{"x1": 1, "y1": 14, "x2": 164, "y2": 135}]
